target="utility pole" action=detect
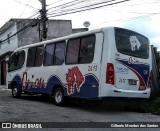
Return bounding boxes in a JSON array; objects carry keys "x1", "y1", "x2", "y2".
[{"x1": 39, "y1": 0, "x2": 47, "y2": 41}]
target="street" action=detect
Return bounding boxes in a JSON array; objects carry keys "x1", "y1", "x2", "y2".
[{"x1": 0, "y1": 87, "x2": 160, "y2": 131}]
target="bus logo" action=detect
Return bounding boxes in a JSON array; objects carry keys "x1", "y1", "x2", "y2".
[
  {"x1": 66, "y1": 66, "x2": 84, "y2": 95},
  {"x1": 129, "y1": 36, "x2": 141, "y2": 51}
]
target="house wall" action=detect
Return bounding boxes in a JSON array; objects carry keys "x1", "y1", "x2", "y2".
[
  {"x1": 0, "y1": 23, "x2": 18, "y2": 85},
  {"x1": 47, "y1": 20, "x2": 72, "y2": 40},
  {"x1": 17, "y1": 20, "x2": 72, "y2": 47},
  {"x1": 16, "y1": 20, "x2": 39, "y2": 47},
  {"x1": 0, "y1": 23, "x2": 18, "y2": 56}
]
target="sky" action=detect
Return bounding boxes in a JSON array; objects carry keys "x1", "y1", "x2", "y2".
[{"x1": 0, "y1": 0, "x2": 160, "y2": 50}]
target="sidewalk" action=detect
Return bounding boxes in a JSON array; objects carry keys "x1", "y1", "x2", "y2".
[{"x1": 0, "y1": 85, "x2": 11, "y2": 91}]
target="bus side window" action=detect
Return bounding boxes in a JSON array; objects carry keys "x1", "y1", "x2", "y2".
[
  {"x1": 8, "y1": 54, "x2": 18, "y2": 72},
  {"x1": 79, "y1": 35, "x2": 95, "y2": 63},
  {"x1": 66, "y1": 35, "x2": 95, "y2": 64},
  {"x1": 8, "y1": 51, "x2": 25, "y2": 72},
  {"x1": 27, "y1": 46, "x2": 44, "y2": 67},
  {"x1": 17, "y1": 51, "x2": 25, "y2": 69},
  {"x1": 27, "y1": 47, "x2": 36, "y2": 67},
  {"x1": 44, "y1": 41, "x2": 66, "y2": 66},
  {"x1": 66, "y1": 38, "x2": 80, "y2": 64},
  {"x1": 44, "y1": 44, "x2": 55, "y2": 66},
  {"x1": 54, "y1": 41, "x2": 66, "y2": 65},
  {"x1": 35, "y1": 46, "x2": 44, "y2": 67}
]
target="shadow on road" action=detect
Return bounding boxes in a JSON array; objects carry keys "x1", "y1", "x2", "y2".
[{"x1": 16, "y1": 94, "x2": 146, "y2": 114}]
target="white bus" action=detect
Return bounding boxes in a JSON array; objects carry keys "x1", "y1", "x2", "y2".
[{"x1": 7, "y1": 26, "x2": 152, "y2": 106}]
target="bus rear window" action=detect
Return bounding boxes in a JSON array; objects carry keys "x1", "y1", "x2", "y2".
[{"x1": 115, "y1": 28, "x2": 149, "y2": 59}]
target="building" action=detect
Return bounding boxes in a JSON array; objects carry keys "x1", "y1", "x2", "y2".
[
  {"x1": 72, "y1": 28, "x2": 88, "y2": 34},
  {"x1": 0, "y1": 18, "x2": 72, "y2": 85}
]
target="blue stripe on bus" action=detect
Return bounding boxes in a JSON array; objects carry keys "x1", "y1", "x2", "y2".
[
  {"x1": 10, "y1": 73, "x2": 99, "y2": 99},
  {"x1": 117, "y1": 59, "x2": 150, "y2": 87}
]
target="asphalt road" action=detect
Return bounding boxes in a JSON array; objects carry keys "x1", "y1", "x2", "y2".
[{"x1": 0, "y1": 89, "x2": 160, "y2": 131}]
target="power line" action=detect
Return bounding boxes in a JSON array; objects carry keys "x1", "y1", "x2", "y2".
[
  {"x1": 47, "y1": 0, "x2": 129, "y2": 16},
  {"x1": 47, "y1": 0, "x2": 160, "y2": 25},
  {"x1": 47, "y1": 0, "x2": 64, "y2": 7},
  {"x1": 98, "y1": 0, "x2": 160, "y2": 12},
  {"x1": 47, "y1": 0, "x2": 160, "y2": 17},
  {"x1": 47, "y1": 0, "x2": 90, "y2": 10},
  {"x1": 48, "y1": 0, "x2": 98, "y2": 14},
  {"x1": 46, "y1": 0, "x2": 160, "y2": 31},
  {"x1": 127, "y1": 0, "x2": 160, "y2": 7},
  {"x1": 110, "y1": 8, "x2": 160, "y2": 15},
  {"x1": 27, "y1": 12, "x2": 40, "y2": 19},
  {"x1": 19, "y1": 0, "x2": 32, "y2": 18},
  {"x1": 2, "y1": 0, "x2": 158, "y2": 45},
  {"x1": 13, "y1": 0, "x2": 39, "y2": 10},
  {"x1": 91, "y1": 13, "x2": 159, "y2": 29},
  {"x1": 48, "y1": 0, "x2": 131, "y2": 17},
  {"x1": 0, "y1": 0, "x2": 47, "y2": 44},
  {"x1": 13, "y1": 12, "x2": 41, "y2": 28},
  {"x1": 1, "y1": 19, "x2": 42, "y2": 43}
]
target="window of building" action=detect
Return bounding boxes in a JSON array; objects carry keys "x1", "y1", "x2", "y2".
[
  {"x1": 8, "y1": 50, "x2": 25, "y2": 72},
  {"x1": 66, "y1": 35, "x2": 95, "y2": 64},
  {"x1": 44, "y1": 41, "x2": 66, "y2": 66},
  {"x1": 27, "y1": 46, "x2": 44, "y2": 67}
]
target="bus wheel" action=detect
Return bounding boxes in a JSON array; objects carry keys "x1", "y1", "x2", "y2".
[
  {"x1": 12, "y1": 84, "x2": 21, "y2": 98},
  {"x1": 53, "y1": 87, "x2": 65, "y2": 106}
]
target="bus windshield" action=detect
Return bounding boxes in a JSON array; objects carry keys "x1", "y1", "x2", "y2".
[{"x1": 115, "y1": 28, "x2": 149, "y2": 59}]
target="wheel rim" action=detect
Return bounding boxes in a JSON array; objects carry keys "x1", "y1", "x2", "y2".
[
  {"x1": 13, "y1": 87, "x2": 17, "y2": 97},
  {"x1": 55, "y1": 90, "x2": 63, "y2": 103}
]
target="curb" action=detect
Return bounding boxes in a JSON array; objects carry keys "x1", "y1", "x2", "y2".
[
  {"x1": 1, "y1": 88, "x2": 11, "y2": 91},
  {"x1": 0, "y1": 86, "x2": 11, "y2": 92}
]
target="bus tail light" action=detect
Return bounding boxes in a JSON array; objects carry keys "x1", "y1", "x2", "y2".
[{"x1": 106, "y1": 63, "x2": 115, "y2": 85}]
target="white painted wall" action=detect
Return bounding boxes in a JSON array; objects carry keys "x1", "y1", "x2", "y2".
[{"x1": 0, "y1": 23, "x2": 18, "y2": 56}]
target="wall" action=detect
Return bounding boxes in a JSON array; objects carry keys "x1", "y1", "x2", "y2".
[
  {"x1": 0, "y1": 23, "x2": 18, "y2": 56},
  {"x1": 47, "y1": 20, "x2": 72, "y2": 40},
  {"x1": 17, "y1": 20, "x2": 72, "y2": 47},
  {"x1": 0, "y1": 19, "x2": 72, "y2": 54},
  {"x1": 17, "y1": 20, "x2": 39, "y2": 47}
]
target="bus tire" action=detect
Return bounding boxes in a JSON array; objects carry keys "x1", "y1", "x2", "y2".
[
  {"x1": 12, "y1": 84, "x2": 21, "y2": 98},
  {"x1": 53, "y1": 87, "x2": 65, "y2": 106}
]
